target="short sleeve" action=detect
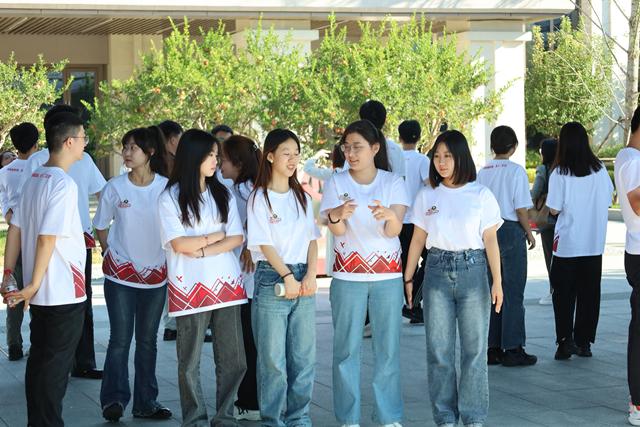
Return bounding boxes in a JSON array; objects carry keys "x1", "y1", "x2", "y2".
[
  {"x1": 158, "y1": 189, "x2": 187, "y2": 249},
  {"x1": 390, "y1": 174, "x2": 410, "y2": 207},
  {"x1": 40, "y1": 179, "x2": 77, "y2": 237},
  {"x1": 92, "y1": 181, "x2": 116, "y2": 230},
  {"x1": 10, "y1": 205, "x2": 21, "y2": 228},
  {"x1": 480, "y1": 188, "x2": 503, "y2": 232},
  {"x1": 513, "y1": 167, "x2": 533, "y2": 210},
  {"x1": 86, "y1": 156, "x2": 107, "y2": 195},
  {"x1": 387, "y1": 140, "x2": 406, "y2": 177},
  {"x1": 410, "y1": 187, "x2": 428, "y2": 232},
  {"x1": 18, "y1": 150, "x2": 46, "y2": 191},
  {"x1": 224, "y1": 193, "x2": 244, "y2": 238},
  {"x1": 319, "y1": 175, "x2": 342, "y2": 217},
  {"x1": 247, "y1": 192, "x2": 274, "y2": 250},
  {"x1": 621, "y1": 158, "x2": 640, "y2": 196},
  {"x1": 546, "y1": 171, "x2": 564, "y2": 211},
  {"x1": 305, "y1": 194, "x2": 322, "y2": 240},
  {"x1": 0, "y1": 173, "x2": 9, "y2": 217},
  {"x1": 420, "y1": 157, "x2": 430, "y2": 182}
]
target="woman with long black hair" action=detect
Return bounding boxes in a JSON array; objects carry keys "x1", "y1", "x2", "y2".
[
  {"x1": 158, "y1": 129, "x2": 247, "y2": 426},
  {"x1": 547, "y1": 122, "x2": 613, "y2": 360},
  {"x1": 247, "y1": 129, "x2": 320, "y2": 427}
]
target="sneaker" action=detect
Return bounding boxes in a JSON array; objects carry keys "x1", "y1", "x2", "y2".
[
  {"x1": 554, "y1": 340, "x2": 573, "y2": 360},
  {"x1": 502, "y1": 347, "x2": 537, "y2": 367},
  {"x1": 102, "y1": 402, "x2": 124, "y2": 422},
  {"x1": 204, "y1": 329, "x2": 213, "y2": 343},
  {"x1": 363, "y1": 324, "x2": 372, "y2": 338},
  {"x1": 539, "y1": 293, "x2": 553, "y2": 305},
  {"x1": 487, "y1": 347, "x2": 503, "y2": 365},
  {"x1": 576, "y1": 343, "x2": 592, "y2": 357},
  {"x1": 629, "y1": 403, "x2": 640, "y2": 426},
  {"x1": 402, "y1": 306, "x2": 424, "y2": 324},
  {"x1": 163, "y1": 328, "x2": 177, "y2": 341},
  {"x1": 380, "y1": 423, "x2": 402, "y2": 427},
  {"x1": 341, "y1": 425, "x2": 360, "y2": 427},
  {"x1": 234, "y1": 405, "x2": 261, "y2": 421},
  {"x1": 8, "y1": 346, "x2": 23, "y2": 361}
]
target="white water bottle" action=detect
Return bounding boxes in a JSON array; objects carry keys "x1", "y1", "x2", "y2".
[
  {"x1": 2, "y1": 274, "x2": 18, "y2": 306},
  {"x1": 274, "y1": 283, "x2": 286, "y2": 297}
]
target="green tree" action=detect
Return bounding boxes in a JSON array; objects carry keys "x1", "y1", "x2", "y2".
[
  {"x1": 525, "y1": 17, "x2": 613, "y2": 138},
  {"x1": 0, "y1": 54, "x2": 68, "y2": 146}
]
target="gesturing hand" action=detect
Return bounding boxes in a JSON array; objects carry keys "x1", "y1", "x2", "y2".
[
  {"x1": 368, "y1": 200, "x2": 395, "y2": 222},
  {"x1": 331, "y1": 200, "x2": 358, "y2": 221}
]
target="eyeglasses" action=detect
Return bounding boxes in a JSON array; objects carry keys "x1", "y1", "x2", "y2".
[
  {"x1": 69, "y1": 136, "x2": 89, "y2": 146},
  {"x1": 340, "y1": 144, "x2": 366, "y2": 154}
]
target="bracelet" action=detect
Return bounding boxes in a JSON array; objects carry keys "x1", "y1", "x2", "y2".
[
  {"x1": 3, "y1": 268, "x2": 12, "y2": 276},
  {"x1": 200, "y1": 248, "x2": 205, "y2": 258},
  {"x1": 327, "y1": 212, "x2": 341, "y2": 224},
  {"x1": 281, "y1": 271, "x2": 293, "y2": 280},
  {"x1": 404, "y1": 279, "x2": 413, "y2": 284}
]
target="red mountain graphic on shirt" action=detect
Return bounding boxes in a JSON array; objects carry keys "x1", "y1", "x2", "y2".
[
  {"x1": 168, "y1": 277, "x2": 246, "y2": 313},
  {"x1": 70, "y1": 263, "x2": 86, "y2": 298},
  {"x1": 333, "y1": 250, "x2": 402, "y2": 274},
  {"x1": 102, "y1": 251, "x2": 167, "y2": 285}
]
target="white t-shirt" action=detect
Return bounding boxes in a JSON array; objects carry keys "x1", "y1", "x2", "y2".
[
  {"x1": 546, "y1": 166, "x2": 613, "y2": 257},
  {"x1": 93, "y1": 173, "x2": 168, "y2": 288},
  {"x1": 11, "y1": 166, "x2": 87, "y2": 306},
  {"x1": 20, "y1": 149, "x2": 106, "y2": 247},
  {"x1": 477, "y1": 159, "x2": 533, "y2": 222},
  {"x1": 231, "y1": 181, "x2": 255, "y2": 298},
  {"x1": 0, "y1": 158, "x2": 28, "y2": 217},
  {"x1": 319, "y1": 169, "x2": 410, "y2": 281},
  {"x1": 615, "y1": 148, "x2": 640, "y2": 254},
  {"x1": 247, "y1": 189, "x2": 321, "y2": 265},
  {"x1": 411, "y1": 182, "x2": 503, "y2": 251},
  {"x1": 159, "y1": 185, "x2": 247, "y2": 317},
  {"x1": 403, "y1": 150, "x2": 430, "y2": 223}
]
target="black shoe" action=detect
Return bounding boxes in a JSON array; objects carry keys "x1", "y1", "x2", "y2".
[
  {"x1": 133, "y1": 406, "x2": 172, "y2": 420},
  {"x1": 102, "y1": 403, "x2": 123, "y2": 422},
  {"x1": 71, "y1": 368, "x2": 103, "y2": 379},
  {"x1": 8, "y1": 346, "x2": 23, "y2": 361},
  {"x1": 502, "y1": 347, "x2": 538, "y2": 367},
  {"x1": 163, "y1": 328, "x2": 177, "y2": 341},
  {"x1": 204, "y1": 330, "x2": 212, "y2": 343},
  {"x1": 555, "y1": 340, "x2": 573, "y2": 360},
  {"x1": 402, "y1": 306, "x2": 424, "y2": 324},
  {"x1": 487, "y1": 347, "x2": 504, "y2": 365},
  {"x1": 576, "y1": 344, "x2": 592, "y2": 357}
]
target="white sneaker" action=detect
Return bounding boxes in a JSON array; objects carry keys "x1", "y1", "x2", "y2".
[
  {"x1": 629, "y1": 402, "x2": 640, "y2": 426},
  {"x1": 234, "y1": 405, "x2": 261, "y2": 421},
  {"x1": 539, "y1": 293, "x2": 553, "y2": 305},
  {"x1": 341, "y1": 425, "x2": 360, "y2": 427},
  {"x1": 363, "y1": 324, "x2": 372, "y2": 338},
  {"x1": 380, "y1": 423, "x2": 402, "y2": 427}
]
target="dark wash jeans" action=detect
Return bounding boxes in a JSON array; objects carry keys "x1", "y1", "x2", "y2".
[
  {"x1": 26, "y1": 302, "x2": 84, "y2": 427},
  {"x1": 489, "y1": 220, "x2": 528, "y2": 350},
  {"x1": 626, "y1": 252, "x2": 640, "y2": 405}
]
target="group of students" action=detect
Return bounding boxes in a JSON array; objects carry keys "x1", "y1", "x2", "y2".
[{"x1": 0, "y1": 97, "x2": 638, "y2": 427}]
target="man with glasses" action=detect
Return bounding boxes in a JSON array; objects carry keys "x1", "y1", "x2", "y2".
[
  {"x1": 19, "y1": 104, "x2": 106, "y2": 379},
  {"x1": 2, "y1": 112, "x2": 89, "y2": 426}
]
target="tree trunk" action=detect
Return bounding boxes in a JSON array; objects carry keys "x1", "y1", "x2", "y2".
[{"x1": 623, "y1": 0, "x2": 640, "y2": 144}]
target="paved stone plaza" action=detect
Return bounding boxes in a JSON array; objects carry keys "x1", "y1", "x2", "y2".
[{"x1": 0, "y1": 221, "x2": 635, "y2": 426}]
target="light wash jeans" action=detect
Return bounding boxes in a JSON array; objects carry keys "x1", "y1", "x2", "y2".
[
  {"x1": 424, "y1": 248, "x2": 491, "y2": 426},
  {"x1": 252, "y1": 261, "x2": 316, "y2": 427},
  {"x1": 176, "y1": 305, "x2": 246, "y2": 427},
  {"x1": 330, "y1": 277, "x2": 403, "y2": 425},
  {"x1": 100, "y1": 278, "x2": 166, "y2": 415}
]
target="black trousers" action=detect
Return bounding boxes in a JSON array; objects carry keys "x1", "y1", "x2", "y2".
[
  {"x1": 235, "y1": 299, "x2": 259, "y2": 410},
  {"x1": 540, "y1": 225, "x2": 555, "y2": 292},
  {"x1": 73, "y1": 249, "x2": 97, "y2": 371},
  {"x1": 550, "y1": 255, "x2": 602, "y2": 346},
  {"x1": 625, "y1": 252, "x2": 640, "y2": 405},
  {"x1": 26, "y1": 302, "x2": 85, "y2": 427},
  {"x1": 399, "y1": 223, "x2": 427, "y2": 307}
]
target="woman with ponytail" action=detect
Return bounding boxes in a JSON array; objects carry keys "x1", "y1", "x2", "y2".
[
  {"x1": 219, "y1": 135, "x2": 262, "y2": 420},
  {"x1": 247, "y1": 129, "x2": 320, "y2": 427},
  {"x1": 320, "y1": 119, "x2": 409, "y2": 427},
  {"x1": 94, "y1": 126, "x2": 171, "y2": 422}
]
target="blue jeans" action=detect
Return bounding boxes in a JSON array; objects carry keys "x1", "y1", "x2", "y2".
[
  {"x1": 330, "y1": 277, "x2": 403, "y2": 425},
  {"x1": 424, "y1": 248, "x2": 491, "y2": 426},
  {"x1": 488, "y1": 220, "x2": 527, "y2": 350},
  {"x1": 252, "y1": 262, "x2": 316, "y2": 427},
  {"x1": 100, "y1": 278, "x2": 166, "y2": 415}
]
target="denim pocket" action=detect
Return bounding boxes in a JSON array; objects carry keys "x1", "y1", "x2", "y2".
[{"x1": 427, "y1": 255, "x2": 442, "y2": 268}]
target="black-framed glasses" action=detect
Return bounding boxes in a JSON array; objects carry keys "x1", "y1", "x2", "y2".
[{"x1": 69, "y1": 136, "x2": 89, "y2": 146}]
